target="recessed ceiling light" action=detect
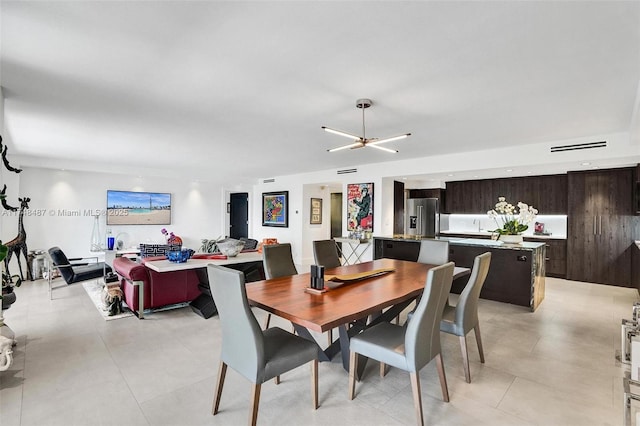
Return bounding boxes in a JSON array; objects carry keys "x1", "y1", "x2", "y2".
[
  {"x1": 473, "y1": 175, "x2": 478, "y2": 178},
  {"x1": 581, "y1": 162, "x2": 591, "y2": 166},
  {"x1": 447, "y1": 174, "x2": 453, "y2": 177},
  {"x1": 592, "y1": 166, "x2": 599, "y2": 169},
  {"x1": 506, "y1": 169, "x2": 513, "y2": 172},
  {"x1": 526, "y1": 171, "x2": 532, "y2": 174}
]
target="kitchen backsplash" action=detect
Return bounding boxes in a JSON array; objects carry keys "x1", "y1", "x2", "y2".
[{"x1": 443, "y1": 214, "x2": 568, "y2": 238}]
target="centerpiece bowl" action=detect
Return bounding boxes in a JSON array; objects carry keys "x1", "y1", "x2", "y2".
[
  {"x1": 166, "y1": 248, "x2": 194, "y2": 263},
  {"x1": 216, "y1": 238, "x2": 245, "y2": 257}
]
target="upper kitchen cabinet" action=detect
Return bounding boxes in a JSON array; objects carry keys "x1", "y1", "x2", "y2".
[
  {"x1": 445, "y1": 174, "x2": 567, "y2": 215},
  {"x1": 444, "y1": 180, "x2": 491, "y2": 213},
  {"x1": 408, "y1": 188, "x2": 444, "y2": 199},
  {"x1": 567, "y1": 167, "x2": 634, "y2": 287}
]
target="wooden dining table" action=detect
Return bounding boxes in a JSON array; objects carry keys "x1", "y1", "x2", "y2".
[{"x1": 245, "y1": 258, "x2": 470, "y2": 375}]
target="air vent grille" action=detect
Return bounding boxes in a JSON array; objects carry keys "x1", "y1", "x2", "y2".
[
  {"x1": 263, "y1": 178, "x2": 275, "y2": 183},
  {"x1": 337, "y1": 168, "x2": 357, "y2": 175},
  {"x1": 550, "y1": 141, "x2": 606, "y2": 153}
]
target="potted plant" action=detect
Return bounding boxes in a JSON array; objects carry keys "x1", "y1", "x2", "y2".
[
  {"x1": 1, "y1": 240, "x2": 22, "y2": 311},
  {"x1": 487, "y1": 197, "x2": 538, "y2": 244}
]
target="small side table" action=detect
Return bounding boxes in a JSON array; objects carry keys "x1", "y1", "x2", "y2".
[{"x1": 333, "y1": 238, "x2": 372, "y2": 265}]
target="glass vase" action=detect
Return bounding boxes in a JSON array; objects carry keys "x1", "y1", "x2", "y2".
[{"x1": 90, "y1": 215, "x2": 102, "y2": 251}]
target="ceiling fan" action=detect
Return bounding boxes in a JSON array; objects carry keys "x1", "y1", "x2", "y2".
[{"x1": 322, "y1": 99, "x2": 411, "y2": 153}]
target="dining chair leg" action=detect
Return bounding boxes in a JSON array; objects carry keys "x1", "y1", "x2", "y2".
[
  {"x1": 274, "y1": 375, "x2": 280, "y2": 385},
  {"x1": 459, "y1": 334, "x2": 471, "y2": 383},
  {"x1": 409, "y1": 372, "x2": 424, "y2": 426},
  {"x1": 263, "y1": 313, "x2": 271, "y2": 330},
  {"x1": 380, "y1": 362, "x2": 387, "y2": 377},
  {"x1": 474, "y1": 324, "x2": 485, "y2": 363},
  {"x1": 249, "y1": 383, "x2": 261, "y2": 426},
  {"x1": 435, "y1": 353, "x2": 450, "y2": 402},
  {"x1": 327, "y1": 328, "x2": 333, "y2": 346},
  {"x1": 348, "y1": 350, "x2": 357, "y2": 400},
  {"x1": 212, "y1": 361, "x2": 227, "y2": 415},
  {"x1": 311, "y1": 359, "x2": 318, "y2": 409}
]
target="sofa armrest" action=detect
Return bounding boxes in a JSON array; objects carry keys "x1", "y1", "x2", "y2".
[
  {"x1": 113, "y1": 257, "x2": 148, "y2": 282},
  {"x1": 113, "y1": 257, "x2": 151, "y2": 317}
]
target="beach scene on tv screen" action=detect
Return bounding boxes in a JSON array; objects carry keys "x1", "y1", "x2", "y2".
[{"x1": 107, "y1": 191, "x2": 171, "y2": 225}]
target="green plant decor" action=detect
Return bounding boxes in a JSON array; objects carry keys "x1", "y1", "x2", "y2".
[
  {"x1": 0, "y1": 240, "x2": 22, "y2": 300},
  {"x1": 487, "y1": 197, "x2": 538, "y2": 235}
]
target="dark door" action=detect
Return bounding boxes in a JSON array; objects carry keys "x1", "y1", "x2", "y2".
[
  {"x1": 393, "y1": 180, "x2": 404, "y2": 235},
  {"x1": 229, "y1": 192, "x2": 248, "y2": 239},
  {"x1": 330, "y1": 193, "x2": 343, "y2": 238}
]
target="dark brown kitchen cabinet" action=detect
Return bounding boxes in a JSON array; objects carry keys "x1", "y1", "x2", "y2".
[
  {"x1": 445, "y1": 180, "x2": 490, "y2": 214},
  {"x1": 567, "y1": 167, "x2": 634, "y2": 287},
  {"x1": 445, "y1": 174, "x2": 567, "y2": 214},
  {"x1": 525, "y1": 237, "x2": 566, "y2": 278},
  {"x1": 408, "y1": 188, "x2": 444, "y2": 200}
]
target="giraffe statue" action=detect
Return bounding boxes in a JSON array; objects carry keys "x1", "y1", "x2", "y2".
[{"x1": 4, "y1": 197, "x2": 32, "y2": 281}]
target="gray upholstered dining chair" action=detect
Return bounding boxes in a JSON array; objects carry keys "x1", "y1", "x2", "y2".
[
  {"x1": 312, "y1": 239, "x2": 341, "y2": 268},
  {"x1": 417, "y1": 239, "x2": 450, "y2": 265},
  {"x1": 207, "y1": 264, "x2": 319, "y2": 426},
  {"x1": 397, "y1": 239, "x2": 449, "y2": 325},
  {"x1": 348, "y1": 262, "x2": 455, "y2": 426},
  {"x1": 262, "y1": 243, "x2": 298, "y2": 329},
  {"x1": 440, "y1": 251, "x2": 491, "y2": 383}
]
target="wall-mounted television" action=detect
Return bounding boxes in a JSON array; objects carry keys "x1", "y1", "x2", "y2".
[{"x1": 106, "y1": 190, "x2": 171, "y2": 225}]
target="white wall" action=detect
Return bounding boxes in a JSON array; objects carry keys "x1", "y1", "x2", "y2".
[
  {"x1": 301, "y1": 184, "x2": 333, "y2": 265},
  {"x1": 252, "y1": 170, "x2": 387, "y2": 265},
  {"x1": 2, "y1": 167, "x2": 229, "y2": 266}
]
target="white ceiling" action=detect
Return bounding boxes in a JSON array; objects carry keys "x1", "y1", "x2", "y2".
[{"x1": 2, "y1": 1, "x2": 639, "y2": 185}]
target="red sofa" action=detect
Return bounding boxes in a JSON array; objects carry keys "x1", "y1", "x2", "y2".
[{"x1": 112, "y1": 257, "x2": 201, "y2": 316}]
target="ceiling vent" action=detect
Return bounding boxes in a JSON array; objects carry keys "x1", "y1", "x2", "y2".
[
  {"x1": 550, "y1": 141, "x2": 606, "y2": 153},
  {"x1": 337, "y1": 168, "x2": 358, "y2": 175},
  {"x1": 263, "y1": 178, "x2": 275, "y2": 183}
]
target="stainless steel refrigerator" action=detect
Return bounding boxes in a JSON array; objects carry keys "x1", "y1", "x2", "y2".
[{"x1": 405, "y1": 198, "x2": 439, "y2": 237}]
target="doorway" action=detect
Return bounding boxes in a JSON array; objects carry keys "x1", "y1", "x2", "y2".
[
  {"x1": 229, "y1": 192, "x2": 248, "y2": 239},
  {"x1": 330, "y1": 192, "x2": 343, "y2": 238}
]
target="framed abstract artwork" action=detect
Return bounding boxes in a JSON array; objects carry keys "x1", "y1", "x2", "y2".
[
  {"x1": 347, "y1": 183, "x2": 373, "y2": 232},
  {"x1": 310, "y1": 198, "x2": 322, "y2": 224},
  {"x1": 262, "y1": 191, "x2": 289, "y2": 227}
]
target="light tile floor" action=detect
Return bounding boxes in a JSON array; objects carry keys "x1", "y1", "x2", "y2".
[{"x1": 0, "y1": 277, "x2": 637, "y2": 425}]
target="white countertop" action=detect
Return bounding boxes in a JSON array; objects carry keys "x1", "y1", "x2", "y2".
[
  {"x1": 143, "y1": 251, "x2": 263, "y2": 272},
  {"x1": 440, "y1": 230, "x2": 566, "y2": 240}
]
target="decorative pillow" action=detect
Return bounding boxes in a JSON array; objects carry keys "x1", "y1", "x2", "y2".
[{"x1": 139, "y1": 243, "x2": 182, "y2": 258}]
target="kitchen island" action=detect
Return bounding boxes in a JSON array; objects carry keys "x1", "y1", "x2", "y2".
[{"x1": 374, "y1": 236, "x2": 546, "y2": 311}]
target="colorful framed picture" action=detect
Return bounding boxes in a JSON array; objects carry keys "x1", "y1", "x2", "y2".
[
  {"x1": 347, "y1": 183, "x2": 373, "y2": 232},
  {"x1": 262, "y1": 191, "x2": 289, "y2": 227},
  {"x1": 310, "y1": 198, "x2": 322, "y2": 224}
]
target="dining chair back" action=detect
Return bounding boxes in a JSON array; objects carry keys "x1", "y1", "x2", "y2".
[
  {"x1": 348, "y1": 262, "x2": 455, "y2": 426},
  {"x1": 440, "y1": 251, "x2": 491, "y2": 383},
  {"x1": 262, "y1": 243, "x2": 298, "y2": 279},
  {"x1": 405, "y1": 262, "x2": 454, "y2": 370},
  {"x1": 207, "y1": 264, "x2": 319, "y2": 426},
  {"x1": 312, "y1": 239, "x2": 341, "y2": 268},
  {"x1": 261, "y1": 243, "x2": 298, "y2": 328},
  {"x1": 416, "y1": 239, "x2": 449, "y2": 265}
]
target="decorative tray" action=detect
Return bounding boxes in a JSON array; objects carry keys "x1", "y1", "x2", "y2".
[{"x1": 325, "y1": 267, "x2": 395, "y2": 284}]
